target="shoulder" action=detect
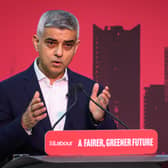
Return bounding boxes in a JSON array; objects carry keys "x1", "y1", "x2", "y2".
[
  {"x1": 0, "y1": 64, "x2": 34, "y2": 89},
  {"x1": 68, "y1": 68, "x2": 96, "y2": 86},
  {"x1": 67, "y1": 69, "x2": 104, "y2": 94},
  {"x1": 68, "y1": 69, "x2": 94, "y2": 82}
]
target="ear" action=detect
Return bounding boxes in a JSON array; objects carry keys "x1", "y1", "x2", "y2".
[
  {"x1": 32, "y1": 34, "x2": 39, "y2": 52},
  {"x1": 74, "y1": 40, "x2": 80, "y2": 54}
]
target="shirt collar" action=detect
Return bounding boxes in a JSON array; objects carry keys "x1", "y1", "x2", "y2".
[{"x1": 34, "y1": 57, "x2": 68, "y2": 82}]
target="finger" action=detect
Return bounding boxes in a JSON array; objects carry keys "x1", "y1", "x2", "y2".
[
  {"x1": 31, "y1": 93, "x2": 42, "y2": 106},
  {"x1": 34, "y1": 91, "x2": 40, "y2": 98},
  {"x1": 91, "y1": 83, "x2": 99, "y2": 99},
  {"x1": 98, "y1": 94, "x2": 106, "y2": 104},
  {"x1": 31, "y1": 91, "x2": 40, "y2": 103},
  {"x1": 105, "y1": 86, "x2": 109, "y2": 90},
  {"x1": 98, "y1": 92, "x2": 110, "y2": 104},
  {"x1": 34, "y1": 113, "x2": 47, "y2": 122},
  {"x1": 31, "y1": 102, "x2": 44, "y2": 112},
  {"x1": 31, "y1": 97, "x2": 41, "y2": 106},
  {"x1": 29, "y1": 91, "x2": 41, "y2": 108},
  {"x1": 102, "y1": 88, "x2": 111, "y2": 99},
  {"x1": 32, "y1": 107, "x2": 47, "y2": 118},
  {"x1": 101, "y1": 95, "x2": 109, "y2": 105}
]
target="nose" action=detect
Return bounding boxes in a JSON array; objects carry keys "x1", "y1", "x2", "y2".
[{"x1": 54, "y1": 44, "x2": 63, "y2": 57}]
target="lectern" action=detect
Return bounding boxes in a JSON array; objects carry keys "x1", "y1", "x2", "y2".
[
  {"x1": 2, "y1": 155, "x2": 168, "y2": 168},
  {"x1": 3, "y1": 129, "x2": 168, "y2": 168}
]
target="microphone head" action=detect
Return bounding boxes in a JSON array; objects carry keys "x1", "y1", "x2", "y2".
[
  {"x1": 67, "y1": 83, "x2": 83, "y2": 97},
  {"x1": 67, "y1": 84, "x2": 76, "y2": 97}
]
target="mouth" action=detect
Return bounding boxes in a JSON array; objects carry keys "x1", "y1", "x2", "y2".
[{"x1": 51, "y1": 60, "x2": 62, "y2": 66}]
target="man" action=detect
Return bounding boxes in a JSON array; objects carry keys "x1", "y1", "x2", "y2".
[{"x1": 0, "y1": 10, "x2": 116, "y2": 162}]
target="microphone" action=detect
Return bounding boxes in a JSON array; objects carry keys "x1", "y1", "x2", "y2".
[
  {"x1": 77, "y1": 83, "x2": 129, "y2": 129},
  {"x1": 52, "y1": 84, "x2": 78, "y2": 130}
]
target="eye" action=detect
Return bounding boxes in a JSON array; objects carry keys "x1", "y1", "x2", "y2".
[
  {"x1": 63, "y1": 42, "x2": 75, "y2": 50},
  {"x1": 45, "y1": 40, "x2": 57, "y2": 48}
]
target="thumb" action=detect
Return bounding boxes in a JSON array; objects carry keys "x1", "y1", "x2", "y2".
[{"x1": 91, "y1": 83, "x2": 99, "y2": 99}]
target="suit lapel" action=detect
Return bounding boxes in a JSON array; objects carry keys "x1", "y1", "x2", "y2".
[
  {"x1": 23, "y1": 64, "x2": 52, "y2": 132},
  {"x1": 64, "y1": 69, "x2": 79, "y2": 129}
]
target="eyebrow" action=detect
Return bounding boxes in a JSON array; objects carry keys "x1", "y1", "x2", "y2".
[
  {"x1": 45, "y1": 38, "x2": 57, "y2": 42},
  {"x1": 45, "y1": 38, "x2": 76, "y2": 43},
  {"x1": 64, "y1": 40, "x2": 76, "y2": 43}
]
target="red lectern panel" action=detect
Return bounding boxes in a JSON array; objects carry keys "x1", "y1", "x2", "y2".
[{"x1": 45, "y1": 129, "x2": 157, "y2": 156}]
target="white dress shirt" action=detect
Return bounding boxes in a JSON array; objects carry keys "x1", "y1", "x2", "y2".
[{"x1": 34, "y1": 58, "x2": 68, "y2": 130}]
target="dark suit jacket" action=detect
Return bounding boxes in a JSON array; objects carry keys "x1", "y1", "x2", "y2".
[{"x1": 0, "y1": 64, "x2": 116, "y2": 161}]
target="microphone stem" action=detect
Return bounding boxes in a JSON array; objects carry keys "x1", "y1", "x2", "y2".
[{"x1": 52, "y1": 87, "x2": 78, "y2": 130}]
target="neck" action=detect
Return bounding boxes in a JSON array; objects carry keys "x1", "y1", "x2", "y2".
[{"x1": 37, "y1": 58, "x2": 65, "y2": 85}]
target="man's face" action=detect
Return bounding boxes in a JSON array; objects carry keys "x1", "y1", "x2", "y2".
[{"x1": 33, "y1": 27, "x2": 80, "y2": 80}]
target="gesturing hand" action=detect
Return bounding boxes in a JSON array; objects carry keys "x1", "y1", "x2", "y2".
[
  {"x1": 89, "y1": 83, "x2": 111, "y2": 121},
  {"x1": 21, "y1": 91, "x2": 47, "y2": 130}
]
